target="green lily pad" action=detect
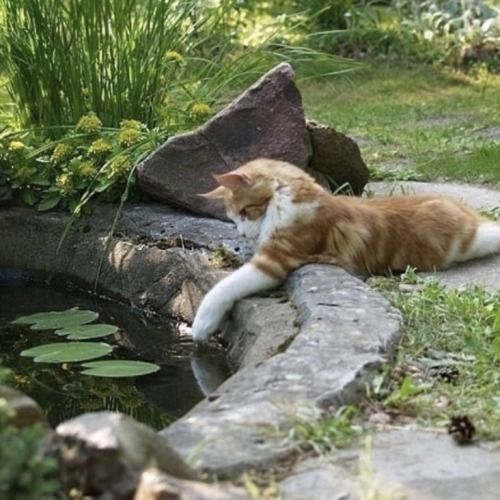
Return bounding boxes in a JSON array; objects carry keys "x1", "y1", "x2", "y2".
[
  {"x1": 14, "y1": 308, "x2": 77, "y2": 325},
  {"x1": 80, "y1": 360, "x2": 160, "y2": 378},
  {"x1": 20, "y1": 342, "x2": 112, "y2": 363},
  {"x1": 55, "y1": 324, "x2": 118, "y2": 340},
  {"x1": 32, "y1": 311, "x2": 98, "y2": 330}
]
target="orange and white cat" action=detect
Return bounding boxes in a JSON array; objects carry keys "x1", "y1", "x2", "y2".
[{"x1": 191, "y1": 158, "x2": 500, "y2": 343}]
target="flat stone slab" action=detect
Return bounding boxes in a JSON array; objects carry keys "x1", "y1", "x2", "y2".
[
  {"x1": 161, "y1": 265, "x2": 401, "y2": 478},
  {"x1": 368, "y1": 180, "x2": 500, "y2": 211},
  {"x1": 280, "y1": 430, "x2": 500, "y2": 500},
  {"x1": 368, "y1": 181, "x2": 500, "y2": 291}
]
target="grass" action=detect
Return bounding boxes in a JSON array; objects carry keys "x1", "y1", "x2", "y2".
[
  {"x1": 302, "y1": 61, "x2": 500, "y2": 185},
  {"x1": 290, "y1": 406, "x2": 362, "y2": 454},
  {"x1": 370, "y1": 271, "x2": 500, "y2": 440}
]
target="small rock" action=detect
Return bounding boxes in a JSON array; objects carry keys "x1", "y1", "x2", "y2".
[
  {"x1": 398, "y1": 283, "x2": 424, "y2": 294},
  {"x1": 134, "y1": 468, "x2": 248, "y2": 500},
  {"x1": 47, "y1": 411, "x2": 198, "y2": 499},
  {"x1": 0, "y1": 385, "x2": 47, "y2": 428},
  {"x1": 368, "y1": 411, "x2": 392, "y2": 426},
  {"x1": 137, "y1": 63, "x2": 312, "y2": 219},
  {"x1": 306, "y1": 120, "x2": 369, "y2": 195}
]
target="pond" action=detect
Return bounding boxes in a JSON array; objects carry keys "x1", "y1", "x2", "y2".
[{"x1": 0, "y1": 269, "x2": 229, "y2": 429}]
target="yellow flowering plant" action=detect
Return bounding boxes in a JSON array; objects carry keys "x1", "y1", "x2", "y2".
[{"x1": 0, "y1": 112, "x2": 165, "y2": 213}]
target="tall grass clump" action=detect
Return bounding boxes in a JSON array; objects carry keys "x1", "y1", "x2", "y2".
[
  {"x1": 0, "y1": 0, "x2": 354, "y2": 134},
  {"x1": 0, "y1": 0, "x2": 223, "y2": 131}
]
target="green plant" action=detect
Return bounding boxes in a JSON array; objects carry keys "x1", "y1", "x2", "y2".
[
  {"x1": 291, "y1": 406, "x2": 361, "y2": 453},
  {"x1": 0, "y1": 115, "x2": 163, "y2": 212},
  {"x1": 0, "y1": 404, "x2": 59, "y2": 500}
]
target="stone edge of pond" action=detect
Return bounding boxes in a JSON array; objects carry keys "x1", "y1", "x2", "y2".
[
  {"x1": 161, "y1": 264, "x2": 401, "y2": 479},
  {"x1": 0, "y1": 204, "x2": 402, "y2": 480}
]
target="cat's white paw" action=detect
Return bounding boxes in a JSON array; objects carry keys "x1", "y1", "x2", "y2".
[{"x1": 191, "y1": 296, "x2": 228, "y2": 344}]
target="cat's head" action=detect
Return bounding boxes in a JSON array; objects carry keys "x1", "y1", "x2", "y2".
[{"x1": 201, "y1": 158, "x2": 318, "y2": 239}]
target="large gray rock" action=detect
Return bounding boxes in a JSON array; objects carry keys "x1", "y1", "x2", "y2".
[
  {"x1": 307, "y1": 120, "x2": 369, "y2": 195},
  {"x1": 137, "y1": 63, "x2": 312, "y2": 219},
  {"x1": 134, "y1": 468, "x2": 248, "y2": 500},
  {"x1": 0, "y1": 385, "x2": 47, "y2": 428},
  {"x1": 47, "y1": 412, "x2": 198, "y2": 499},
  {"x1": 221, "y1": 295, "x2": 299, "y2": 370},
  {"x1": 280, "y1": 430, "x2": 500, "y2": 500},
  {"x1": 368, "y1": 180, "x2": 500, "y2": 211}
]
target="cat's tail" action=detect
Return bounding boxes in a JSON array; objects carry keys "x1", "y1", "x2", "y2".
[{"x1": 465, "y1": 221, "x2": 500, "y2": 260}]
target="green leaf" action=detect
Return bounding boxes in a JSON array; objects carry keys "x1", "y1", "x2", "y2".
[
  {"x1": 94, "y1": 179, "x2": 114, "y2": 193},
  {"x1": 385, "y1": 375, "x2": 428, "y2": 406},
  {"x1": 37, "y1": 193, "x2": 61, "y2": 211},
  {"x1": 21, "y1": 189, "x2": 37, "y2": 206},
  {"x1": 80, "y1": 360, "x2": 160, "y2": 378},
  {"x1": 21, "y1": 342, "x2": 112, "y2": 363},
  {"x1": 14, "y1": 308, "x2": 98, "y2": 329},
  {"x1": 30, "y1": 177, "x2": 51, "y2": 186},
  {"x1": 55, "y1": 323, "x2": 118, "y2": 339},
  {"x1": 14, "y1": 308, "x2": 79, "y2": 324}
]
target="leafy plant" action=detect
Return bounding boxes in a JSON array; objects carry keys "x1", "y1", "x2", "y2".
[
  {"x1": 384, "y1": 374, "x2": 430, "y2": 406},
  {"x1": 0, "y1": 409, "x2": 59, "y2": 500},
  {"x1": 0, "y1": 116, "x2": 163, "y2": 212},
  {"x1": 398, "y1": 0, "x2": 500, "y2": 67}
]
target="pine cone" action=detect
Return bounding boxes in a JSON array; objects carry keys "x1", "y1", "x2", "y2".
[
  {"x1": 429, "y1": 365, "x2": 460, "y2": 383},
  {"x1": 447, "y1": 415, "x2": 475, "y2": 444}
]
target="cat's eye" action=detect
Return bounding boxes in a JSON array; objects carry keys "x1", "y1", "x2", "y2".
[{"x1": 239, "y1": 202, "x2": 267, "y2": 219}]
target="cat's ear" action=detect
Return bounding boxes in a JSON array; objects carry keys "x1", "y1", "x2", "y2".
[
  {"x1": 199, "y1": 185, "x2": 226, "y2": 199},
  {"x1": 214, "y1": 172, "x2": 252, "y2": 190}
]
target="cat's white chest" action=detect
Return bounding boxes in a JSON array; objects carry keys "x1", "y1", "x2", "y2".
[{"x1": 258, "y1": 188, "x2": 317, "y2": 245}]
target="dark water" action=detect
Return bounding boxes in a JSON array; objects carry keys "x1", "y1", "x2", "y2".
[{"x1": 0, "y1": 270, "x2": 229, "y2": 429}]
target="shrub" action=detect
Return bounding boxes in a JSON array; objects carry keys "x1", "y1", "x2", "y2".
[
  {"x1": 0, "y1": 413, "x2": 59, "y2": 500},
  {"x1": 0, "y1": 366, "x2": 59, "y2": 500},
  {"x1": 398, "y1": 0, "x2": 500, "y2": 66}
]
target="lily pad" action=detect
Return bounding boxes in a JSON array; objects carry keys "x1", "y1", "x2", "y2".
[
  {"x1": 20, "y1": 342, "x2": 112, "y2": 363},
  {"x1": 24, "y1": 309, "x2": 99, "y2": 330},
  {"x1": 80, "y1": 360, "x2": 160, "y2": 378},
  {"x1": 14, "y1": 309, "x2": 76, "y2": 324},
  {"x1": 55, "y1": 324, "x2": 118, "y2": 340}
]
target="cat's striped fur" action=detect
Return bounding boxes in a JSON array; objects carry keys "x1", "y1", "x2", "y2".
[{"x1": 191, "y1": 158, "x2": 500, "y2": 343}]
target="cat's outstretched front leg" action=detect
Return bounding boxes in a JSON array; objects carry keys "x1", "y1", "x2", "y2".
[{"x1": 191, "y1": 261, "x2": 280, "y2": 344}]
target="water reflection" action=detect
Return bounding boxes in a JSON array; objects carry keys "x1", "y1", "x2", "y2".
[{"x1": 0, "y1": 270, "x2": 230, "y2": 428}]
